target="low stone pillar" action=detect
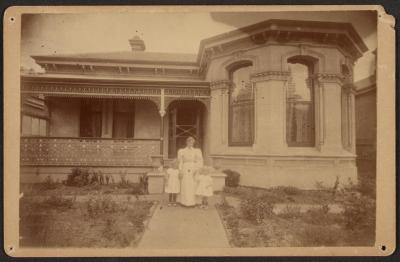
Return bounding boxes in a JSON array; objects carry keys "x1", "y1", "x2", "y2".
[
  {"x1": 211, "y1": 172, "x2": 227, "y2": 192},
  {"x1": 147, "y1": 170, "x2": 165, "y2": 194}
]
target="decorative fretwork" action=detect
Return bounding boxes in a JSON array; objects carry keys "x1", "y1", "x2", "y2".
[
  {"x1": 20, "y1": 137, "x2": 160, "y2": 167},
  {"x1": 21, "y1": 82, "x2": 162, "y2": 97}
]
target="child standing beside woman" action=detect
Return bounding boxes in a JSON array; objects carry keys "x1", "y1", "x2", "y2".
[
  {"x1": 195, "y1": 167, "x2": 213, "y2": 209},
  {"x1": 164, "y1": 159, "x2": 180, "y2": 206}
]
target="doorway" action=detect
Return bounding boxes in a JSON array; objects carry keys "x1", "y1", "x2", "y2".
[{"x1": 168, "y1": 100, "x2": 204, "y2": 158}]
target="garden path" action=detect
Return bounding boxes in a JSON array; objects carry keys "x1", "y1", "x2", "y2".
[{"x1": 138, "y1": 195, "x2": 230, "y2": 248}]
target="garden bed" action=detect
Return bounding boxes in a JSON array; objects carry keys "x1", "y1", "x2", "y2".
[
  {"x1": 20, "y1": 194, "x2": 156, "y2": 248},
  {"x1": 216, "y1": 186, "x2": 375, "y2": 247},
  {"x1": 21, "y1": 182, "x2": 144, "y2": 197}
]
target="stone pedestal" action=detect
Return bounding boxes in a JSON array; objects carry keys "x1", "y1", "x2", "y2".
[
  {"x1": 147, "y1": 171, "x2": 165, "y2": 194},
  {"x1": 211, "y1": 172, "x2": 227, "y2": 192}
]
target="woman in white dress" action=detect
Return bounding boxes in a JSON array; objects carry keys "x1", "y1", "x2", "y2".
[{"x1": 177, "y1": 136, "x2": 203, "y2": 207}]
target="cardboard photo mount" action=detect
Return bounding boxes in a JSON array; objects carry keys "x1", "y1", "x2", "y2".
[{"x1": 3, "y1": 5, "x2": 396, "y2": 257}]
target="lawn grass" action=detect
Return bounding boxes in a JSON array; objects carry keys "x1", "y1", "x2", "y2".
[{"x1": 20, "y1": 194, "x2": 155, "y2": 248}]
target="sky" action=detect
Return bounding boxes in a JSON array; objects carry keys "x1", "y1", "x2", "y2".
[{"x1": 21, "y1": 11, "x2": 377, "y2": 81}]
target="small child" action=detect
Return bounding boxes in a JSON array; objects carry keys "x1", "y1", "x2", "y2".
[
  {"x1": 195, "y1": 167, "x2": 214, "y2": 209},
  {"x1": 164, "y1": 159, "x2": 180, "y2": 207}
]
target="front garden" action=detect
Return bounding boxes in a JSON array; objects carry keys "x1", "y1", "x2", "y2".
[
  {"x1": 216, "y1": 170, "x2": 376, "y2": 247},
  {"x1": 20, "y1": 168, "x2": 155, "y2": 248}
]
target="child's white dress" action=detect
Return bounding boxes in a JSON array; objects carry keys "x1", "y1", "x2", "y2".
[
  {"x1": 195, "y1": 175, "x2": 213, "y2": 197},
  {"x1": 165, "y1": 168, "x2": 180, "y2": 194}
]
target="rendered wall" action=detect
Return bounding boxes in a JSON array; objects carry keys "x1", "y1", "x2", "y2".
[{"x1": 207, "y1": 40, "x2": 358, "y2": 189}]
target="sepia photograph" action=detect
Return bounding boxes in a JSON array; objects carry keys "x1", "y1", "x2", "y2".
[{"x1": 3, "y1": 5, "x2": 396, "y2": 257}]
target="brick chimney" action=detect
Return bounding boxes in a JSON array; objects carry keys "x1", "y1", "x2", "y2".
[{"x1": 129, "y1": 35, "x2": 145, "y2": 51}]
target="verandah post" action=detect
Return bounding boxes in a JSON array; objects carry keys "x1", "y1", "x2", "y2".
[{"x1": 159, "y1": 88, "x2": 166, "y2": 162}]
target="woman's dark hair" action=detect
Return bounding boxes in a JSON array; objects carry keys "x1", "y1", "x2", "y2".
[{"x1": 186, "y1": 136, "x2": 195, "y2": 142}]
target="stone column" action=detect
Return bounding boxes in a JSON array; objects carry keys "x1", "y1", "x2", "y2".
[
  {"x1": 209, "y1": 80, "x2": 230, "y2": 153},
  {"x1": 251, "y1": 71, "x2": 290, "y2": 153},
  {"x1": 317, "y1": 74, "x2": 344, "y2": 152},
  {"x1": 349, "y1": 88, "x2": 357, "y2": 153}
]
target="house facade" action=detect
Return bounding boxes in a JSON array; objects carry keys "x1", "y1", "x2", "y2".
[{"x1": 20, "y1": 19, "x2": 368, "y2": 189}]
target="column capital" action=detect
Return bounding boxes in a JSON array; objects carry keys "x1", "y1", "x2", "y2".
[
  {"x1": 250, "y1": 70, "x2": 290, "y2": 82},
  {"x1": 312, "y1": 73, "x2": 345, "y2": 86}
]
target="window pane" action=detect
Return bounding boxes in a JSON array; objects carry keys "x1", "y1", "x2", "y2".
[
  {"x1": 113, "y1": 100, "x2": 135, "y2": 139},
  {"x1": 229, "y1": 64, "x2": 254, "y2": 145},
  {"x1": 80, "y1": 99, "x2": 102, "y2": 137},
  {"x1": 39, "y1": 119, "x2": 47, "y2": 136},
  {"x1": 22, "y1": 115, "x2": 32, "y2": 136},
  {"x1": 31, "y1": 117, "x2": 40, "y2": 136},
  {"x1": 287, "y1": 62, "x2": 314, "y2": 146}
]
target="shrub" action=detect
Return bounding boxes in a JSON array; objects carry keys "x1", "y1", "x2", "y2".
[
  {"x1": 41, "y1": 175, "x2": 59, "y2": 190},
  {"x1": 341, "y1": 191, "x2": 375, "y2": 231},
  {"x1": 86, "y1": 195, "x2": 126, "y2": 219},
  {"x1": 223, "y1": 169, "x2": 240, "y2": 188},
  {"x1": 64, "y1": 167, "x2": 90, "y2": 187},
  {"x1": 128, "y1": 201, "x2": 153, "y2": 232},
  {"x1": 240, "y1": 194, "x2": 274, "y2": 224}
]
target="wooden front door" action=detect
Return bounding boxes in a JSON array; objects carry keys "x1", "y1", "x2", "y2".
[{"x1": 168, "y1": 102, "x2": 202, "y2": 158}]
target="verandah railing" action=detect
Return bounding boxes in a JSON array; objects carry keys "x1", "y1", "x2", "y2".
[{"x1": 20, "y1": 137, "x2": 160, "y2": 167}]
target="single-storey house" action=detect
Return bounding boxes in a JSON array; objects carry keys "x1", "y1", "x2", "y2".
[{"x1": 20, "y1": 19, "x2": 368, "y2": 189}]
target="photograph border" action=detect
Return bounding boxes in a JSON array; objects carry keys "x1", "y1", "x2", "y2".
[{"x1": 3, "y1": 4, "x2": 396, "y2": 257}]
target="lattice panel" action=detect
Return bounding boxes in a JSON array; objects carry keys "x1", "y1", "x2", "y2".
[{"x1": 21, "y1": 137, "x2": 160, "y2": 166}]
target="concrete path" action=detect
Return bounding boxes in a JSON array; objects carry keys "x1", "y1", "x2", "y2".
[{"x1": 138, "y1": 196, "x2": 230, "y2": 249}]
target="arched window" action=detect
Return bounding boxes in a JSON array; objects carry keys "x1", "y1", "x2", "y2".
[
  {"x1": 286, "y1": 58, "x2": 315, "y2": 147},
  {"x1": 228, "y1": 62, "x2": 254, "y2": 146}
]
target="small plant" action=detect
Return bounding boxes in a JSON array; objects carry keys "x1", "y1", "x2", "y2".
[
  {"x1": 278, "y1": 204, "x2": 302, "y2": 219},
  {"x1": 240, "y1": 193, "x2": 274, "y2": 224},
  {"x1": 118, "y1": 171, "x2": 131, "y2": 188},
  {"x1": 302, "y1": 204, "x2": 332, "y2": 225},
  {"x1": 223, "y1": 169, "x2": 240, "y2": 188},
  {"x1": 40, "y1": 195, "x2": 74, "y2": 210}
]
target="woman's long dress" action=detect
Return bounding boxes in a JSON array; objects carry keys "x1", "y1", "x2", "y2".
[{"x1": 177, "y1": 147, "x2": 203, "y2": 206}]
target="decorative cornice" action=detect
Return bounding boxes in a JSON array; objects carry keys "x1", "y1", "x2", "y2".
[
  {"x1": 210, "y1": 80, "x2": 231, "y2": 91},
  {"x1": 250, "y1": 70, "x2": 291, "y2": 82}
]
